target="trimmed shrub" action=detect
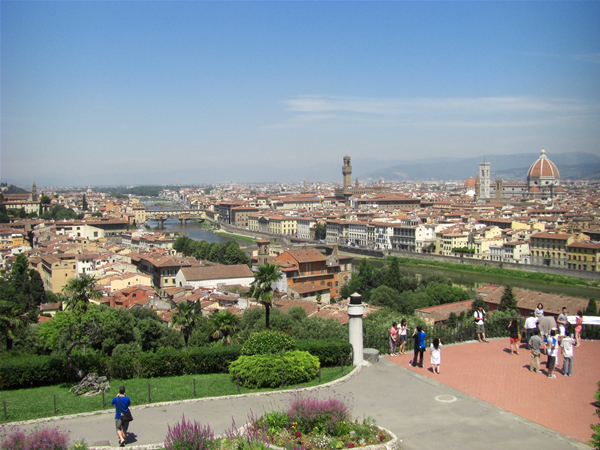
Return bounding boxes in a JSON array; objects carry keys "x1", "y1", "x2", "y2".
[
  {"x1": 241, "y1": 330, "x2": 296, "y2": 356},
  {"x1": 187, "y1": 345, "x2": 241, "y2": 374},
  {"x1": 0, "y1": 356, "x2": 72, "y2": 390},
  {"x1": 229, "y1": 350, "x2": 319, "y2": 388},
  {"x1": 296, "y1": 339, "x2": 352, "y2": 366}
]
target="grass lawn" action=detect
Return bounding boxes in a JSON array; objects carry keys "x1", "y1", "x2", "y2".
[
  {"x1": 0, "y1": 367, "x2": 352, "y2": 424},
  {"x1": 213, "y1": 231, "x2": 257, "y2": 243}
]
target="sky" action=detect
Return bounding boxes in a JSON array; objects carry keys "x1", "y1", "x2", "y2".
[{"x1": 1, "y1": 1, "x2": 599, "y2": 187}]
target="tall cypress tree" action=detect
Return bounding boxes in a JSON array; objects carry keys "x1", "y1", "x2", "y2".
[
  {"x1": 499, "y1": 285, "x2": 518, "y2": 313},
  {"x1": 585, "y1": 298, "x2": 598, "y2": 316}
]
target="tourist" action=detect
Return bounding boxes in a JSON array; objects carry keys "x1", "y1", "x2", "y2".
[
  {"x1": 409, "y1": 325, "x2": 427, "y2": 368},
  {"x1": 507, "y1": 319, "x2": 520, "y2": 355},
  {"x1": 111, "y1": 385, "x2": 132, "y2": 447},
  {"x1": 557, "y1": 307, "x2": 569, "y2": 336},
  {"x1": 430, "y1": 337, "x2": 443, "y2": 374},
  {"x1": 524, "y1": 312, "x2": 538, "y2": 350},
  {"x1": 398, "y1": 319, "x2": 408, "y2": 355},
  {"x1": 546, "y1": 330, "x2": 558, "y2": 379},
  {"x1": 575, "y1": 311, "x2": 583, "y2": 347},
  {"x1": 535, "y1": 303, "x2": 544, "y2": 318},
  {"x1": 560, "y1": 333, "x2": 575, "y2": 377},
  {"x1": 529, "y1": 328, "x2": 543, "y2": 374},
  {"x1": 474, "y1": 304, "x2": 489, "y2": 343},
  {"x1": 389, "y1": 322, "x2": 398, "y2": 356}
]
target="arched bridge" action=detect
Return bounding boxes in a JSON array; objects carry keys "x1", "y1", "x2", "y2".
[{"x1": 145, "y1": 209, "x2": 206, "y2": 228}]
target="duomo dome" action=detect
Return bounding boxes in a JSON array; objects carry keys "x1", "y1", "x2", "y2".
[
  {"x1": 527, "y1": 147, "x2": 560, "y2": 187},
  {"x1": 464, "y1": 177, "x2": 476, "y2": 188}
]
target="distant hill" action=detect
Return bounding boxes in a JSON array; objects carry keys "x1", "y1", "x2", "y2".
[{"x1": 359, "y1": 152, "x2": 600, "y2": 182}]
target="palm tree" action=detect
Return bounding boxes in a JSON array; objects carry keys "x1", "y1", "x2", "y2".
[
  {"x1": 0, "y1": 300, "x2": 28, "y2": 350},
  {"x1": 208, "y1": 310, "x2": 240, "y2": 345},
  {"x1": 171, "y1": 301, "x2": 202, "y2": 350},
  {"x1": 63, "y1": 274, "x2": 102, "y2": 312},
  {"x1": 249, "y1": 263, "x2": 282, "y2": 329}
]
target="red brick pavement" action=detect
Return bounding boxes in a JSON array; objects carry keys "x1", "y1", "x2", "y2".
[{"x1": 387, "y1": 339, "x2": 600, "y2": 444}]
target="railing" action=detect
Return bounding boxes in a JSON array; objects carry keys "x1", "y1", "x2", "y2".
[{"x1": 364, "y1": 316, "x2": 525, "y2": 355}]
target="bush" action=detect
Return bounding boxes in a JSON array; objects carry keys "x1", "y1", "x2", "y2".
[
  {"x1": 164, "y1": 415, "x2": 214, "y2": 450},
  {"x1": 286, "y1": 394, "x2": 351, "y2": 436},
  {"x1": 241, "y1": 330, "x2": 296, "y2": 356},
  {"x1": 295, "y1": 339, "x2": 352, "y2": 366},
  {"x1": 0, "y1": 356, "x2": 72, "y2": 390},
  {"x1": 229, "y1": 351, "x2": 319, "y2": 388},
  {"x1": 0, "y1": 426, "x2": 69, "y2": 450}
]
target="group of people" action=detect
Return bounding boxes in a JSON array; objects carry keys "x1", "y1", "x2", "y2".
[
  {"x1": 523, "y1": 304, "x2": 583, "y2": 379},
  {"x1": 390, "y1": 321, "x2": 443, "y2": 373}
]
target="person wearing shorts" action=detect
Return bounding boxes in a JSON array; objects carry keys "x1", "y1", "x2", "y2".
[
  {"x1": 474, "y1": 305, "x2": 488, "y2": 343},
  {"x1": 398, "y1": 319, "x2": 408, "y2": 355},
  {"x1": 111, "y1": 386, "x2": 131, "y2": 446}
]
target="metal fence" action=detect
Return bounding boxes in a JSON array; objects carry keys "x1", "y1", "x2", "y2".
[{"x1": 365, "y1": 316, "x2": 524, "y2": 355}]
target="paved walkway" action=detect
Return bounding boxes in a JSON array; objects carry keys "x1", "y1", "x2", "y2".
[
  {"x1": 12, "y1": 342, "x2": 594, "y2": 450},
  {"x1": 389, "y1": 338, "x2": 600, "y2": 445}
]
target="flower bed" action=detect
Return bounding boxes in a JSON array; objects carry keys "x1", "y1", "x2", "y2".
[{"x1": 164, "y1": 392, "x2": 397, "y2": 450}]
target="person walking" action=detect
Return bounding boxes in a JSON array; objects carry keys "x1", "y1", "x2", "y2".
[
  {"x1": 409, "y1": 325, "x2": 427, "y2": 368},
  {"x1": 474, "y1": 305, "x2": 488, "y2": 343},
  {"x1": 575, "y1": 311, "x2": 583, "y2": 347},
  {"x1": 508, "y1": 319, "x2": 520, "y2": 355},
  {"x1": 560, "y1": 333, "x2": 575, "y2": 376},
  {"x1": 111, "y1": 386, "x2": 132, "y2": 447},
  {"x1": 389, "y1": 322, "x2": 398, "y2": 356},
  {"x1": 529, "y1": 328, "x2": 543, "y2": 374},
  {"x1": 430, "y1": 337, "x2": 443, "y2": 374},
  {"x1": 398, "y1": 319, "x2": 408, "y2": 355},
  {"x1": 524, "y1": 312, "x2": 538, "y2": 350}
]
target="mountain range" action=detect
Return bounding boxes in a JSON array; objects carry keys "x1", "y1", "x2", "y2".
[{"x1": 356, "y1": 152, "x2": 600, "y2": 183}]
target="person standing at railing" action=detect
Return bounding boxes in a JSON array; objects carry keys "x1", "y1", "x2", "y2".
[
  {"x1": 430, "y1": 337, "x2": 443, "y2": 374},
  {"x1": 524, "y1": 312, "x2": 538, "y2": 350},
  {"x1": 474, "y1": 304, "x2": 489, "y2": 343},
  {"x1": 389, "y1": 322, "x2": 398, "y2": 356},
  {"x1": 398, "y1": 319, "x2": 408, "y2": 355},
  {"x1": 575, "y1": 311, "x2": 583, "y2": 347},
  {"x1": 557, "y1": 307, "x2": 569, "y2": 336},
  {"x1": 409, "y1": 325, "x2": 427, "y2": 368}
]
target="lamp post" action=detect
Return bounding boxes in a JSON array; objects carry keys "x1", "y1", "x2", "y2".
[{"x1": 348, "y1": 292, "x2": 364, "y2": 365}]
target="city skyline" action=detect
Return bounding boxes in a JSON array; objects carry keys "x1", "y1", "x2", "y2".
[{"x1": 2, "y1": 1, "x2": 599, "y2": 187}]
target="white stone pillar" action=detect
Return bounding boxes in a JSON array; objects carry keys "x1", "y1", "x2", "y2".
[{"x1": 348, "y1": 292, "x2": 364, "y2": 365}]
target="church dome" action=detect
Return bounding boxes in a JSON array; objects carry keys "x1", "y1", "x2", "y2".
[
  {"x1": 527, "y1": 148, "x2": 560, "y2": 187},
  {"x1": 464, "y1": 177, "x2": 476, "y2": 188}
]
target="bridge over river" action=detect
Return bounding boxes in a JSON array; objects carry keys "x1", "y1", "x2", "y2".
[{"x1": 145, "y1": 209, "x2": 205, "y2": 228}]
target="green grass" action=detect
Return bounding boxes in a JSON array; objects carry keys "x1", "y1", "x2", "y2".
[
  {"x1": 371, "y1": 256, "x2": 597, "y2": 287},
  {"x1": 0, "y1": 367, "x2": 352, "y2": 424},
  {"x1": 213, "y1": 231, "x2": 257, "y2": 243}
]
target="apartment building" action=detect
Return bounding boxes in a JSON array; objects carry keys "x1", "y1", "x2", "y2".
[
  {"x1": 296, "y1": 217, "x2": 317, "y2": 240},
  {"x1": 40, "y1": 253, "x2": 77, "y2": 293},
  {"x1": 566, "y1": 241, "x2": 600, "y2": 272},
  {"x1": 529, "y1": 232, "x2": 574, "y2": 267}
]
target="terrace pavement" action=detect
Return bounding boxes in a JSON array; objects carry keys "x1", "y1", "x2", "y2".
[{"x1": 12, "y1": 339, "x2": 597, "y2": 450}]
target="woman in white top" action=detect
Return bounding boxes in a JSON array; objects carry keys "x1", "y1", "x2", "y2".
[
  {"x1": 430, "y1": 337, "x2": 443, "y2": 374},
  {"x1": 398, "y1": 319, "x2": 408, "y2": 355}
]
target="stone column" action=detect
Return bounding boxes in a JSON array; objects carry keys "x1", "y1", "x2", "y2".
[{"x1": 348, "y1": 292, "x2": 364, "y2": 365}]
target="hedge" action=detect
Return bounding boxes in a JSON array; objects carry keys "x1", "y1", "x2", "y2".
[
  {"x1": 296, "y1": 339, "x2": 352, "y2": 366},
  {"x1": 0, "y1": 340, "x2": 351, "y2": 390}
]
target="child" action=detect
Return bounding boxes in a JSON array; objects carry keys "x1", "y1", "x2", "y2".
[
  {"x1": 547, "y1": 329, "x2": 558, "y2": 379},
  {"x1": 430, "y1": 337, "x2": 443, "y2": 374}
]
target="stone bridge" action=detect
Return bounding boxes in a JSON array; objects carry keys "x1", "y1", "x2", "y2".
[{"x1": 145, "y1": 209, "x2": 205, "y2": 228}]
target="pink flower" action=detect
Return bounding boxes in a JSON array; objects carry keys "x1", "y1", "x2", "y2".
[
  {"x1": 295, "y1": 431, "x2": 302, "y2": 438},
  {"x1": 348, "y1": 443, "x2": 355, "y2": 448}
]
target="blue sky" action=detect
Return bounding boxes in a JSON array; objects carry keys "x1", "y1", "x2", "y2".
[{"x1": 2, "y1": 1, "x2": 599, "y2": 187}]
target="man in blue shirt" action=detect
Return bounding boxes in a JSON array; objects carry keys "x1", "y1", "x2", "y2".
[
  {"x1": 409, "y1": 325, "x2": 427, "y2": 368},
  {"x1": 111, "y1": 386, "x2": 131, "y2": 446}
]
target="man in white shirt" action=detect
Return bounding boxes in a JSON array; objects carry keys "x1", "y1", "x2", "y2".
[
  {"x1": 474, "y1": 305, "x2": 488, "y2": 343},
  {"x1": 524, "y1": 312, "x2": 538, "y2": 350},
  {"x1": 560, "y1": 333, "x2": 574, "y2": 376}
]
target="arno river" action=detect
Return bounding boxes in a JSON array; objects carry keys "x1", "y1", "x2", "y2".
[{"x1": 145, "y1": 204, "x2": 599, "y2": 300}]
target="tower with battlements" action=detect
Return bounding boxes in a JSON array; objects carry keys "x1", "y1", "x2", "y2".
[{"x1": 342, "y1": 155, "x2": 352, "y2": 190}]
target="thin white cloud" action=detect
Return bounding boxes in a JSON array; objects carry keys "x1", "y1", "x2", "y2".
[
  {"x1": 267, "y1": 95, "x2": 598, "y2": 129},
  {"x1": 571, "y1": 52, "x2": 600, "y2": 65}
]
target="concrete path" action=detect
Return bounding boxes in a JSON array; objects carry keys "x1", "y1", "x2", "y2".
[{"x1": 13, "y1": 355, "x2": 589, "y2": 450}]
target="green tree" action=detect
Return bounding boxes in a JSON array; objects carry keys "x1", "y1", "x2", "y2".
[
  {"x1": 499, "y1": 285, "x2": 518, "y2": 313},
  {"x1": 314, "y1": 222, "x2": 326, "y2": 240},
  {"x1": 370, "y1": 285, "x2": 401, "y2": 310},
  {"x1": 249, "y1": 263, "x2": 283, "y2": 329},
  {"x1": 585, "y1": 298, "x2": 598, "y2": 316},
  {"x1": 208, "y1": 310, "x2": 240, "y2": 345},
  {"x1": 447, "y1": 312, "x2": 459, "y2": 325},
  {"x1": 0, "y1": 300, "x2": 28, "y2": 350},
  {"x1": 62, "y1": 274, "x2": 102, "y2": 312},
  {"x1": 384, "y1": 257, "x2": 403, "y2": 293},
  {"x1": 82, "y1": 194, "x2": 88, "y2": 211},
  {"x1": 171, "y1": 301, "x2": 202, "y2": 349}
]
